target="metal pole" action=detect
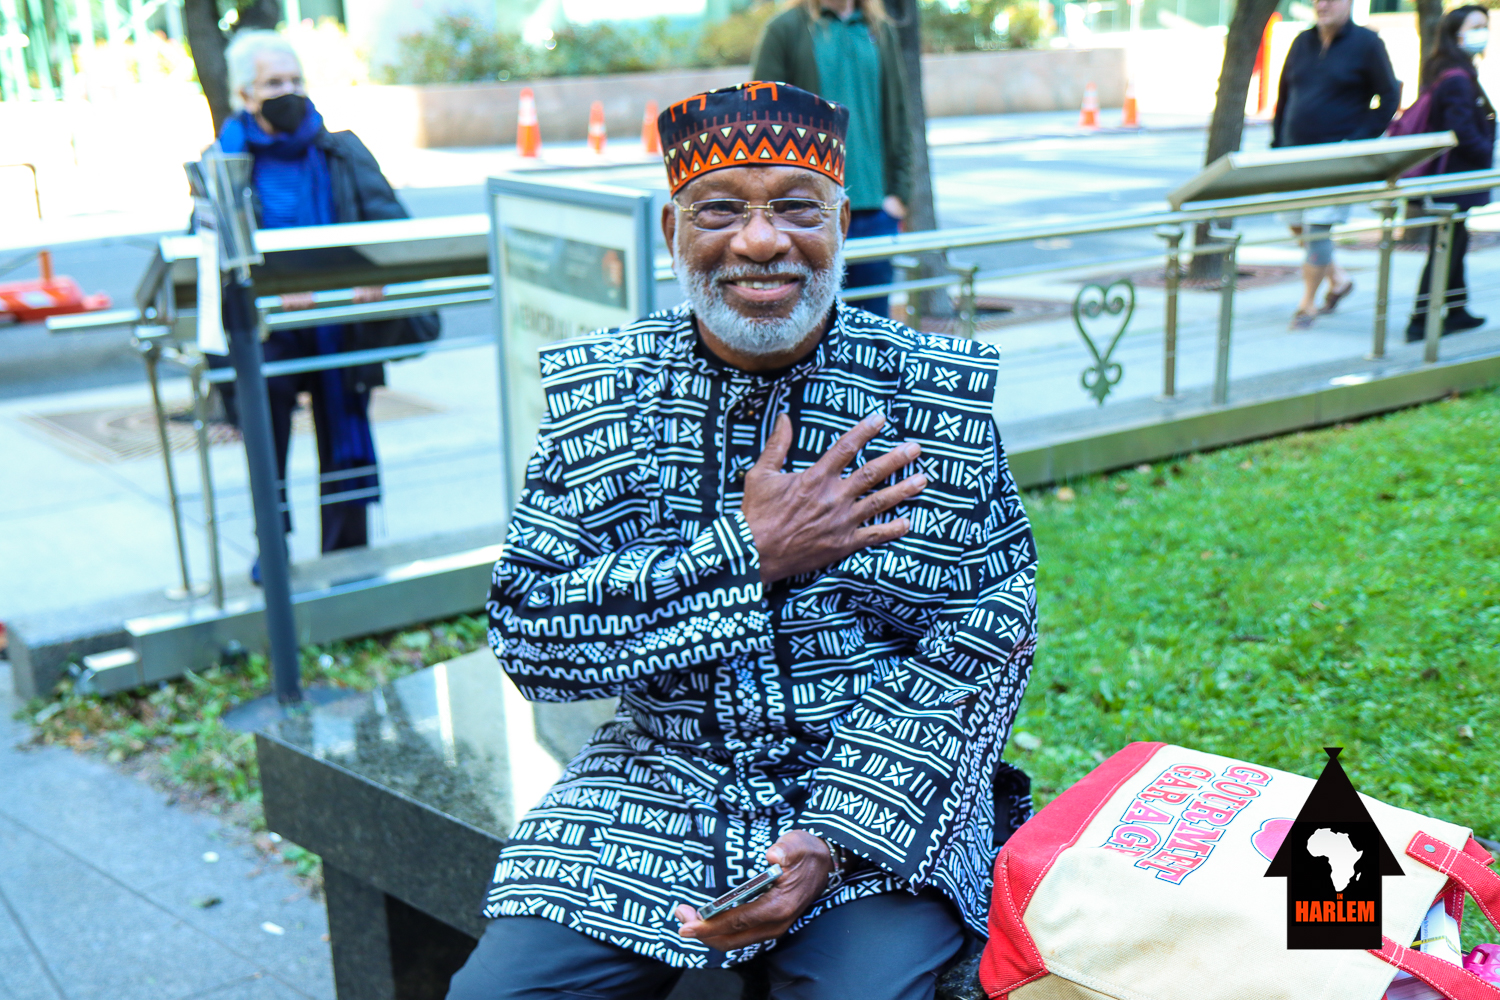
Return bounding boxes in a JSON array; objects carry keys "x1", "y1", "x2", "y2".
[
  {"x1": 188, "y1": 359, "x2": 225, "y2": 609},
  {"x1": 224, "y1": 278, "x2": 302, "y2": 704},
  {"x1": 904, "y1": 260, "x2": 921, "y2": 330},
  {"x1": 23, "y1": 0, "x2": 56, "y2": 97},
  {"x1": 1422, "y1": 205, "x2": 1456, "y2": 364},
  {"x1": 142, "y1": 339, "x2": 196, "y2": 597},
  {"x1": 1212, "y1": 231, "x2": 1240, "y2": 406},
  {"x1": 957, "y1": 263, "x2": 979, "y2": 339},
  {"x1": 71, "y1": 0, "x2": 94, "y2": 99},
  {"x1": 51, "y1": 0, "x2": 77, "y2": 98},
  {"x1": 1370, "y1": 200, "x2": 1396, "y2": 360},
  {"x1": 1157, "y1": 225, "x2": 1182, "y2": 398}
]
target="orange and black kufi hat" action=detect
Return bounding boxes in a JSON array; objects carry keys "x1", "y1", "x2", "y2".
[{"x1": 657, "y1": 82, "x2": 849, "y2": 197}]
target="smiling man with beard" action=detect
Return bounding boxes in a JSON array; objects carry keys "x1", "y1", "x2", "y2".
[{"x1": 449, "y1": 83, "x2": 1037, "y2": 1000}]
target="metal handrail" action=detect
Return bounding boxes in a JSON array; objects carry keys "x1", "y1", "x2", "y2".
[
  {"x1": 124, "y1": 162, "x2": 1500, "y2": 614},
  {"x1": 838, "y1": 166, "x2": 1500, "y2": 263},
  {"x1": 261, "y1": 288, "x2": 492, "y2": 329},
  {"x1": 201, "y1": 333, "x2": 497, "y2": 384}
]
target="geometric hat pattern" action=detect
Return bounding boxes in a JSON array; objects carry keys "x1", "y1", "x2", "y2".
[{"x1": 656, "y1": 81, "x2": 850, "y2": 196}]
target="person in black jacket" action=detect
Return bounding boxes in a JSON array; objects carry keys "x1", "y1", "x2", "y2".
[
  {"x1": 1406, "y1": 5, "x2": 1494, "y2": 341},
  {"x1": 213, "y1": 31, "x2": 437, "y2": 576},
  {"x1": 1272, "y1": 0, "x2": 1401, "y2": 329},
  {"x1": 752, "y1": 0, "x2": 913, "y2": 318}
]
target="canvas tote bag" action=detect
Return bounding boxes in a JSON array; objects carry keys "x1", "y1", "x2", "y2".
[{"x1": 979, "y1": 742, "x2": 1500, "y2": 1000}]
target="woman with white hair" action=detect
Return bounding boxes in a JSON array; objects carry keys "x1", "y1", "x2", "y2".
[{"x1": 214, "y1": 30, "x2": 436, "y2": 578}]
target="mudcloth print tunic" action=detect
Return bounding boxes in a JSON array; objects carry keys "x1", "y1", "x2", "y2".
[{"x1": 484, "y1": 301, "x2": 1038, "y2": 968}]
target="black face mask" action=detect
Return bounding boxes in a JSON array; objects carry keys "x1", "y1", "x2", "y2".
[{"x1": 259, "y1": 93, "x2": 308, "y2": 134}]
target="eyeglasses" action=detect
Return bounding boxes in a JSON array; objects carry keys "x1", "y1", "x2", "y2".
[{"x1": 675, "y1": 198, "x2": 839, "y2": 233}]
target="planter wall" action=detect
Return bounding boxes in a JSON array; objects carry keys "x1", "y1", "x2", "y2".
[{"x1": 320, "y1": 47, "x2": 1128, "y2": 149}]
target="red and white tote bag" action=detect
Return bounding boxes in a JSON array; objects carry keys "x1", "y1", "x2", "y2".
[{"x1": 980, "y1": 742, "x2": 1500, "y2": 1000}]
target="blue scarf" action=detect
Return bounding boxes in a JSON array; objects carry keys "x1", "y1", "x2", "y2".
[
  {"x1": 217, "y1": 102, "x2": 336, "y2": 228},
  {"x1": 217, "y1": 100, "x2": 378, "y2": 510}
]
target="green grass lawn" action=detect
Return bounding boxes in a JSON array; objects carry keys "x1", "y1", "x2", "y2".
[
  {"x1": 18, "y1": 388, "x2": 1500, "y2": 947},
  {"x1": 1006, "y1": 387, "x2": 1499, "y2": 949}
]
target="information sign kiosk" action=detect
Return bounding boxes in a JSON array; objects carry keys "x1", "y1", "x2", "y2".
[{"x1": 488, "y1": 177, "x2": 657, "y2": 510}]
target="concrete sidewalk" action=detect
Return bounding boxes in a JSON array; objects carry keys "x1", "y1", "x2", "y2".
[{"x1": 0, "y1": 661, "x2": 335, "y2": 1000}]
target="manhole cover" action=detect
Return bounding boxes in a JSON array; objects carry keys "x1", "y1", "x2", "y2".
[
  {"x1": 910, "y1": 295, "x2": 1074, "y2": 335},
  {"x1": 22, "y1": 388, "x2": 444, "y2": 463},
  {"x1": 1336, "y1": 229, "x2": 1500, "y2": 252},
  {"x1": 1107, "y1": 264, "x2": 1302, "y2": 292}
]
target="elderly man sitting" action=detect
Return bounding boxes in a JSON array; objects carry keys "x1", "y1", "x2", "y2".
[{"x1": 449, "y1": 83, "x2": 1036, "y2": 1000}]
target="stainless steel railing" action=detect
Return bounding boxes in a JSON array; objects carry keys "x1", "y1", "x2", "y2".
[{"x1": 50, "y1": 164, "x2": 1500, "y2": 604}]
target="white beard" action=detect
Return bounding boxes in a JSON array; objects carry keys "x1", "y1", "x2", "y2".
[{"x1": 674, "y1": 234, "x2": 843, "y2": 358}]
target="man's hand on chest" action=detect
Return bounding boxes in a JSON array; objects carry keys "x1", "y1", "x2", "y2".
[{"x1": 741, "y1": 411, "x2": 927, "y2": 585}]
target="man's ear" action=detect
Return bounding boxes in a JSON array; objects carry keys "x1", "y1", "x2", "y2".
[
  {"x1": 839, "y1": 196, "x2": 852, "y2": 240},
  {"x1": 662, "y1": 201, "x2": 677, "y2": 262}
]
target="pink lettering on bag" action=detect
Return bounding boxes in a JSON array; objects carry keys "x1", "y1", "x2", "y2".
[
  {"x1": 1102, "y1": 824, "x2": 1163, "y2": 856},
  {"x1": 1097, "y1": 761, "x2": 1276, "y2": 884}
]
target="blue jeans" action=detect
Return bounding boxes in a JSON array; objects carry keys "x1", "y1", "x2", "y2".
[
  {"x1": 844, "y1": 208, "x2": 900, "y2": 318},
  {"x1": 446, "y1": 889, "x2": 968, "y2": 1000}
]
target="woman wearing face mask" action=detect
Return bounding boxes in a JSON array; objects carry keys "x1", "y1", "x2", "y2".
[
  {"x1": 1406, "y1": 5, "x2": 1494, "y2": 341},
  {"x1": 211, "y1": 31, "x2": 437, "y2": 579}
]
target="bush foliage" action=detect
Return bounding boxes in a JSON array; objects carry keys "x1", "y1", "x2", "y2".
[
  {"x1": 920, "y1": 0, "x2": 1044, "y2": 51},
  {"x1": 378, "y1": 1, "x2": 1044, "y2": 85}
]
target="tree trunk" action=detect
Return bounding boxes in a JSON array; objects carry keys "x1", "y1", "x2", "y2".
[
  {"x1": 1189, "y1": 0, "x2": 1282, "y2": 280},
  {"x1": 184, "y1": 0, "x2": 232, "y2": 132},
  {"x1": 1415, "y1": 0, "x2": 1442, "y2": 89},
  {"x1": 885, "y1": 0, "x2": 954, "y2": 319},
  {"x1": 236, "y1": 0, "x2": 282, "y2": 30},
  {"x1": 183, "y1": 0, "x2": 282, "y2": 134}
]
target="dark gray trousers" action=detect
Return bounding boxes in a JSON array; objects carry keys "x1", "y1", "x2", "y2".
[{"x1": 446, "y1": 889, "x2": 968, "y2": 1000}]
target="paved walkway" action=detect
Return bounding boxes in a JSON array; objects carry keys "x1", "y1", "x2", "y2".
[{"x1": 0, "y1": 663, "x2": 334, "y2": 1000}]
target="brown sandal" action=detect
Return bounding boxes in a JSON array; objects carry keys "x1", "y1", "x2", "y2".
[
  {"x1": 1290, "y1": 310, "x2": 1317, "y2": 330},
  {"x1": 1321, "y1": 281, "x2": 1354, "y2": 314}
]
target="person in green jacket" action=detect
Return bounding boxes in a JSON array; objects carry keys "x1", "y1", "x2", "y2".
[{"x1": 752, "y1": 0, "x2": 915, "y2": 317}]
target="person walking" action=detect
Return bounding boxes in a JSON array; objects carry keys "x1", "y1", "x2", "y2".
[
  {"x1": 212, "y1": 30, "x2": 437, "y2": 578},
  {"x1": 1405, "y1": 5, "x2": 1494, "y2": 341},
  {"x1": 752, "y1": 0, "x2": 913, "y2": 318},
  {"x1": 1272, "y1": 0, "x2": 1401, "y2": 330}
]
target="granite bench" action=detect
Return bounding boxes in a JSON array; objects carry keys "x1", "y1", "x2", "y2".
[{"x1": 256, "y1": 650, "x2": 984, "y2": 1000}]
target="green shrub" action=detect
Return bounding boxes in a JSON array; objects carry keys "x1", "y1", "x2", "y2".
[
  {"x1": 376, "y1": 14, "x2": 539, "y2": 85},
  {"x1": 919, "y1": 0, "x2": 1043, "y2": 52},
  {"x1": 378, "y1": 15, "x2": 703, "y2": 84},
  {"x1": 547, "y1": 18, "x2": 702, "y2": 77},
  {"x1": 1000, "y1": 1, "x2": 1045, "y2": 47},
  {"x1": 698, "y1": 0, "x2": 780, "y2": 66}
]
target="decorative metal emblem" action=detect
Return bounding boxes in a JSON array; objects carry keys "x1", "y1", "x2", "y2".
[{"x1": 1073, "y1": 279, "x2": 1135, "y2": 405}]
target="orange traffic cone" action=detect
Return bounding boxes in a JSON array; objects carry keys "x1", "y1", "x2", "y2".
[
  {"x1": 642, "y1": 100, "x2": 661, "y2": 154},
  {"x1": 1079, "y1": 82, "x2": 1099, "y2": 128},
  {"x1": 1121, "y1": 82, "x2": 1139, "y2": 128},
  {"x1": 587, "y1": 101, "x2": 607, "y2": 155},
  {"x1": 517, "y1": 88, "x2": 541, "y2": 158}
]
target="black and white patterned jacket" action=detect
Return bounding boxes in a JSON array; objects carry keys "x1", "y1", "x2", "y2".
[{"x1": 484, "y1": 300, "x2": 1037, "y2": 967}]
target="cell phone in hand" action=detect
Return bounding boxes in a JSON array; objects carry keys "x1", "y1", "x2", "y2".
[{"x1": 696, "y1": 864, "x2": 782, "y2": 920}]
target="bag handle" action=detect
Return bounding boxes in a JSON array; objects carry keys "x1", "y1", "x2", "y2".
[
  {"x1": 1368, "y1": 834, "x2": 1500, "y2": 1000},
  {"x1": 1406, "y1": 832, "x2": 1500, "y2": 933},
  {"x1": 1372, "y1": 936, "x2": 1500, "y2": 1000}
]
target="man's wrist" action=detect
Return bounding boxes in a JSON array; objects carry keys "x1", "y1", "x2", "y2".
[{"x1": 822, "y1": 837, "x2": 853, "y2": 891}]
